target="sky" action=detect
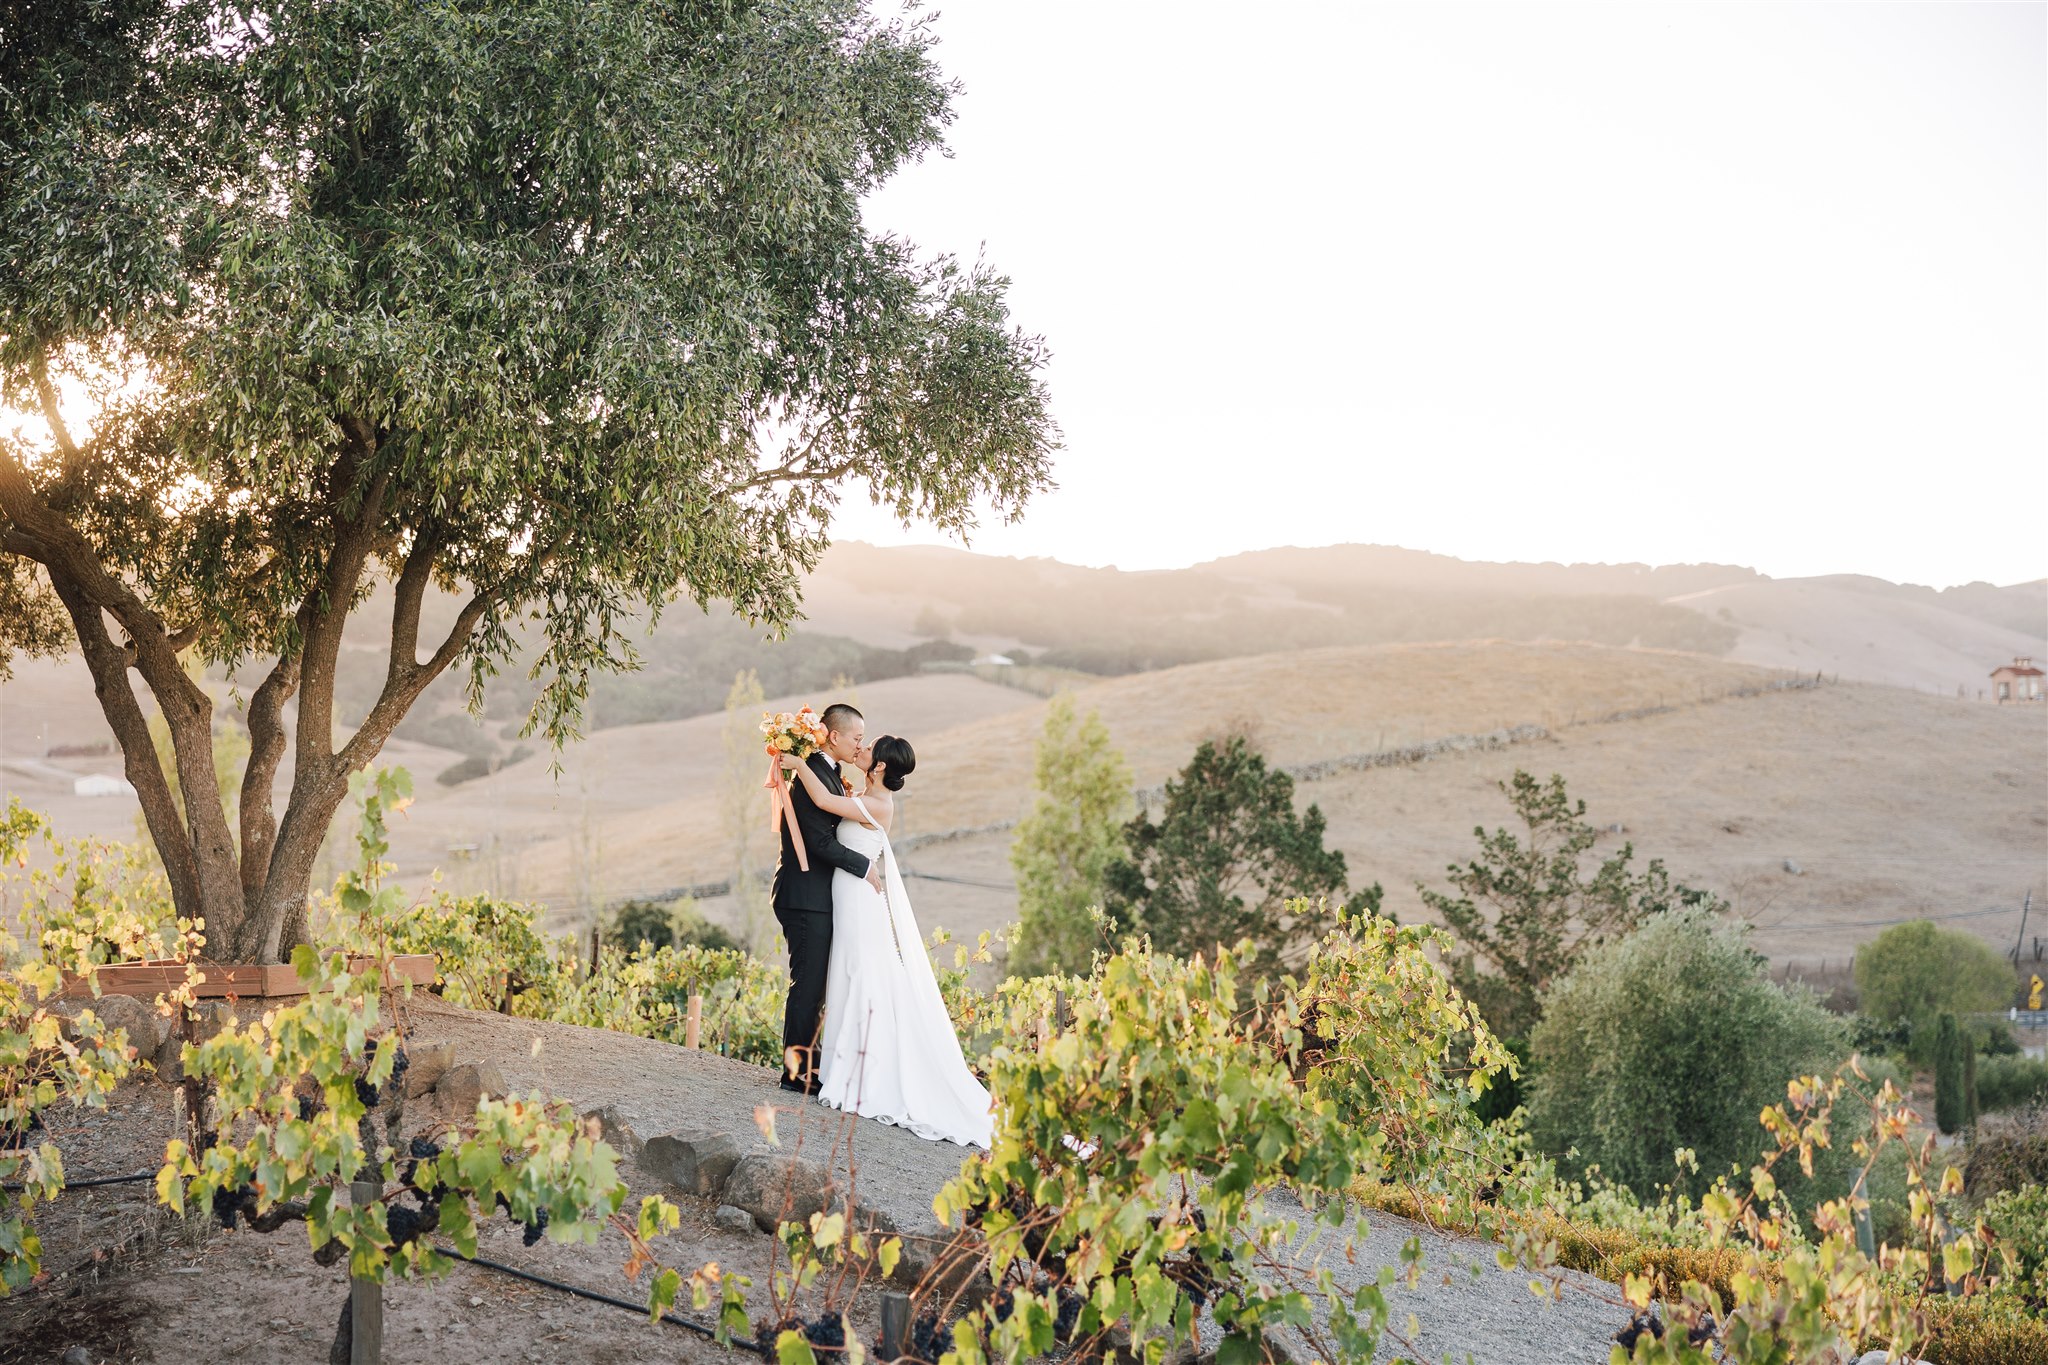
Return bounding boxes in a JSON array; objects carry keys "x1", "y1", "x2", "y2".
[{"x1": 837, "y1": 2, "x2": 2047, "y2": 589}]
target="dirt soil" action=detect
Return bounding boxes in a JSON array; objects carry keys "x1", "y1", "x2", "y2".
[{"x1": 3, "y1": 996, "x2": 1637, "y2": 1365}]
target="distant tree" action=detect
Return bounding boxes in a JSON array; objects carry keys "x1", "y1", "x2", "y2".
[
  {"x1": 1853, "y1": 920, "x2": 2017, "y2": 1058},
  {"x1": 1421, "y1": 770, "x2": 1725, "y2": 1039},
  {"x1": 1528, "y1": 908, "x2": 1848, "y2": 1201},
  {"x1": 913, "y1": 605, "x2": 955, "y2": 639},
  {"x1": 1008, "y1": 697, "x2": 1132, "y2": 977},
  {"x1": 1103, "y1": 737, "x2": 1379, "y2": 980},
  {"x1": 0, "y1": 0, "x2": 1055, "y2": 962}
]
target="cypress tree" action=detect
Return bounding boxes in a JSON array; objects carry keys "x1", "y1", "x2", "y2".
[{"x1": 1933, "y1": 1011, "x2": 1964, "y2": 1135}]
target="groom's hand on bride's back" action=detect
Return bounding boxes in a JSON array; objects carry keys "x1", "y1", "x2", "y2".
[{"x1": 865, "y1": 866, "x2": 882, "y2": 893}]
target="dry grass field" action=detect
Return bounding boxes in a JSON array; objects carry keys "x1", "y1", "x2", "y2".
[
  {"x1": 4, "y1": 639, "x2": 2042, "y2": 977},
  {"x1": 810, "y1": 648, "x2": 2047, "y2": 973}
]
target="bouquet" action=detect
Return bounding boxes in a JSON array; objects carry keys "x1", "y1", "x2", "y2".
[{"x1": 760, "y1": 707, "x2": 830, "y2": 870}]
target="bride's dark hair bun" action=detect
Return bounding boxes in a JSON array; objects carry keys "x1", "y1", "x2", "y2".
[{"x1": 872, "y1": 735, "x2": 915, "y2": 792}]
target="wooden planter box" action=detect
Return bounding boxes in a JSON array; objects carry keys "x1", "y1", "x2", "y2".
[{"x1": 62, "y1": 953, "x2": 437, "y2": 1001}]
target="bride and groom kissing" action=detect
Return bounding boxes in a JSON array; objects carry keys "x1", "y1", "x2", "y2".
[{"x1": 769, "y1": 703, "x2": 995, "y2": 1150}]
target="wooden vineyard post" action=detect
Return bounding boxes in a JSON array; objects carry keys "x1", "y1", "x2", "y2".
[
  {"x1": 685, "y1": 993, "x2": 703, "y2": 1049},
  {"x1": 880, "y1": 1291, "x2": 911, "y2": 1359},
  {"x1": 1852, "y1": 1170, "x2": 1875, "y2": 1260},
  {"x1": 350, "y1": 1179, "x2": 384, "y2": 1364}
]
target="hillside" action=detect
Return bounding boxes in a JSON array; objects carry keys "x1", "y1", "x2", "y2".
[
  {"x1": 1670, "y1": 576, "x2": 2048, "y2": 694},
  {"x1": 348, "y1": 640, "x2": 2044, "y2": 976}
]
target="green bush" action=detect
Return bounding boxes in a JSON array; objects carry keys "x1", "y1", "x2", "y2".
[
  {"x1": 603, "y1": 898, "x2": 739, "y2": 955},
  {"x1": 1854, "y1": 921, "x2": 2016, "y2": 1061},
  {"x1": 380, "y1": 892, "x2": 564, "y2": 1014},
  {"x1": 1528, "y1": 907, "x2": 1848, "y2": 1201},
  {"x1": 1976, "y1": 1053, "x2": 2048, "y2": 1113},
  {"x1": 1980, "y1": 1183, "x2": 2048, "y2": 1315}
]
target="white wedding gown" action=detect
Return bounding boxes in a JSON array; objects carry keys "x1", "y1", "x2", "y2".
[{"x1": 815, "y1": 797, "x2": 995, "y2": 1149}]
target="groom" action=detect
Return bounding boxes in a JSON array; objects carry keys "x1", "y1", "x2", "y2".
[{"x1": 772, "y1": 702, "x2": 883, "y2": 1094}]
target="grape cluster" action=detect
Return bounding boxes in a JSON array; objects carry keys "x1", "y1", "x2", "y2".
[
  {"x1": 385, "y1": 1197, "x2": 441, "y2": 1251},
  {"x1": 800, "y1": 1313, "x2": 847, "y2": 1352},
  {"x1": 1052, "y1": 1286, "x2": 1082, "y2": 1342},
  {"x1": 1613, "y1": 1312, "x2": 1665, "y2": 1349},
  {"x1": 211, "y1": 1184, "x2": 258, "y2": 1231},
  {"x1": 521, "y1": 1207, "x2": 551, "y2": 1247},
  {"x1": 909, "y1": 1308, "x2": 949, "y2": 1364}
]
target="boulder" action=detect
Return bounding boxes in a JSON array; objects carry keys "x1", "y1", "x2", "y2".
[
  {"x1": 433, "y1": 1061, "x2": 508, "y2": 1115},
  {"x1": 583, "y1": 1104, "x2": 643, "y2": 1157},
  {"x1": 642, "y1": 1129, "x2": 742, "y2": 1195},
  {"x1": 152, "y1": 1000, "x2": 235, "y2": 1082},
  {"x1": 63, "y1": 993, "x2": 168, "y2": 1060},
  {"x1": 402, "y1": 1042, "x2": 456, "y2": 1099},
  {"x1": 720, "y1": 1153, "x2": 835, "y2": 1233},
  {"x1": 712, "y1": 1204, "x2": 756, "y2": 1233}
]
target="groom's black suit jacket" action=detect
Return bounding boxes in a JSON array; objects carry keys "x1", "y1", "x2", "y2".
[{"x1": 770, "y1": 751, "x2": 873, "y2": 913}]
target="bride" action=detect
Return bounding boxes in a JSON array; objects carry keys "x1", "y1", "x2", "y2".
[{"x1": 779, "y1": 737, "x2": 995, "y2": 1150}]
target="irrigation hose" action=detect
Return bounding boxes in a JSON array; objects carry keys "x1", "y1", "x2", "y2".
[
  {"x1": 437, "y1": 1243, "x2": 725, "y2": 1341},
  {"x1": 0, "y1": 1170, "x2": 155, "y2": 1192}
]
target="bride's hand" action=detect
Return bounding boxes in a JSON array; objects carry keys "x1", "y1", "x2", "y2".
[{"x1": 779, "y1": 752, "x2": 803, "y2": 772}]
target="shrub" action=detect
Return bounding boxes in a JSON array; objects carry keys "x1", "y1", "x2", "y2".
[
  {"x1": 604, "y1": 898, "x2": 740, "y2": 954},
  {"x1": 1854, "y1": 921, "x2": 2016, "y2": 1058},
  {"x1": 1422, "y1": 770, "x2": 1728, "y2": 1038},
  {"x1": 1976, "y1": 1053, "x2": 2048, "y2": 1113},
  {"x1": 1528, "y1": 908, "x2": 1847, "y2": 1201},
  {"x1": 1962, "y1": 1104, "x2": 2048, "y2": 1200},
  {"x1": 383, "y1": 892, "x2": 564, "y2": 1015},
  {"x1": 1914, "y1": 1295, "x2": 2048, "y2": 1365},
  {"x1": 1979, "y1": 1183, "x2": 2048, "y2": 1315}
]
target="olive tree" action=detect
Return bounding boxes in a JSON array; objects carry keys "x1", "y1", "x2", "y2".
[{"x1": 0, "y1": 0, "x2": 1056, "y2": 960}]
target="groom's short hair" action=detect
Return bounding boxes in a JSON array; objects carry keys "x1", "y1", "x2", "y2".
[{"x1": 821, "y1": 703, "x2": 863, "y2": 736}]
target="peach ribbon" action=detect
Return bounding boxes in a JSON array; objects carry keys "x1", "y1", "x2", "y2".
[{"x1": 765, "y1": 754, "x2": 810, "y2": 871}]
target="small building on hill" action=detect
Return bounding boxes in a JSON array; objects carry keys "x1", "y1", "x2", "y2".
[{"x1": 1991, "y1": 657, "x2": 2044, "y2": 703}]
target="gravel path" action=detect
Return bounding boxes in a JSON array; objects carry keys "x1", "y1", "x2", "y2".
[{"x1": 404, "y1": 998, "x2": 1631, "y2": 1364}]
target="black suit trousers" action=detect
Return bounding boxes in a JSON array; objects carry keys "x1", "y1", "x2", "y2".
[{"x1": 776, "y1": 904, "x2": 832, "y2": 1067}]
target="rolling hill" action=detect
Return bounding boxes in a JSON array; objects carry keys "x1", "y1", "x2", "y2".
[{"x1": 3, "y1": 542, "x2": 2041, "y2": 978}]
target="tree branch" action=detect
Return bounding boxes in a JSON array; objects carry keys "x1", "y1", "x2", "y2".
[
  {"x1": 45, "y1": 578, "x2": 204, "y2": 924},
  {"x1": 0, "y1": 438, "x2": 244, "y2": 936},
  {"x1": 30, "y1": 354, "x2": 80, "y2": 472},
  {"x1": 238, "y1": 645, "x2": 302, "y2": 913}
]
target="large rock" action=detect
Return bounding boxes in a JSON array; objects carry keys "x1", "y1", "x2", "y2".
[
  {"x1": 720, "y1": 1153, "x2": 836, "y2": 1233},
  {"x1": 152, "y1": 1000, "x2": 235, "y2": 1081},
  {"x1": 641, "y1": 1129, "x2": 742, "y2": 1195},
  {"x1": 62, "y1": 993, "x2": 168, "y2": 1060},
  {"x1": 433, "y1": 1061, "x2": 508, "y2": 1115},
  {"x1": 402, "y1": 1042, "x2": 456, "y2": 1099},
  {"x1": 583, "y1": 1104, "x2": 643, "y2": 1158}
]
